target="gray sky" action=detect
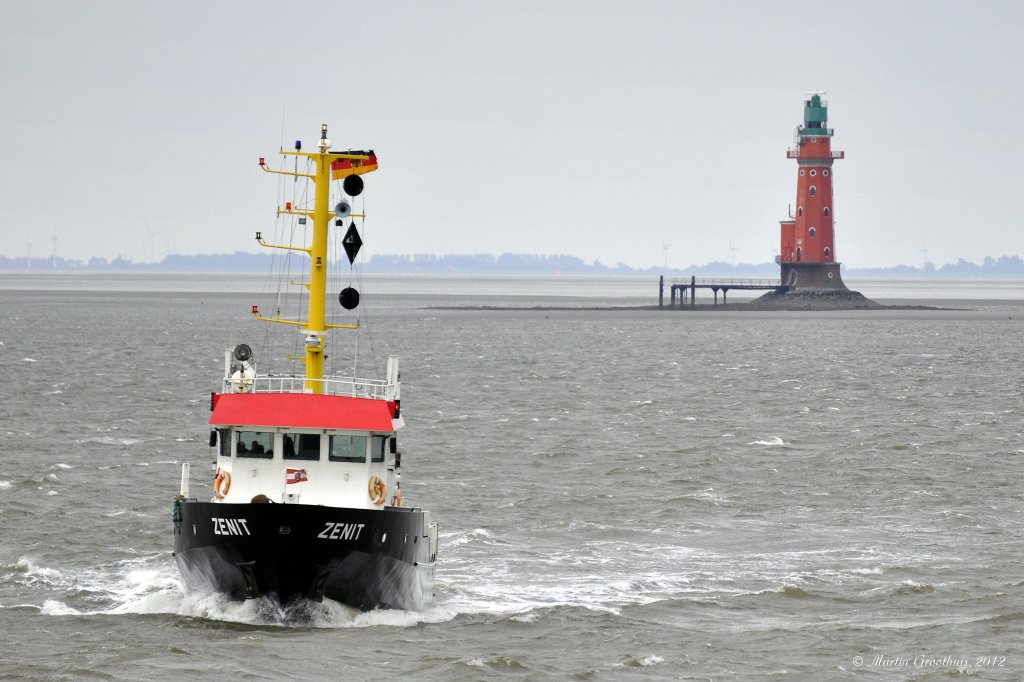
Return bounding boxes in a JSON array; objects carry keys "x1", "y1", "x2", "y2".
[{"x1": 2, "y1": 1, "x2": 1021, "y2": 269}]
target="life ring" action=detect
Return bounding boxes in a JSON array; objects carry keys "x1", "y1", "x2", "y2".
[
  {"x1": 368, "y1": 476, "x2": 386, "y2": 505},
  {"x1": 214, "y1": 468, "x2": 232, "y2": 500}
]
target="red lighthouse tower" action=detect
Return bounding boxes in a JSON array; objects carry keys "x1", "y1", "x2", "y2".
[{"x1": 778, "y1": 94, "x2": 847, "y2": 289}]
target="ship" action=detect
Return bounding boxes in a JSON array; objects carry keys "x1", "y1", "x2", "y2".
[{"x1": 171, "y1": 125, "x2": 438, "y2": 611}]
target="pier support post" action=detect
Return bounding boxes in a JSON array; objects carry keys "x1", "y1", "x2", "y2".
[{"x1": 659, "y1": 275, "x2": 664, "y2": 309}]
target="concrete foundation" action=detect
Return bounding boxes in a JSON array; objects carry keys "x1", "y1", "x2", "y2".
[{"x1": 780, "y1": 262, "x2": 847, "y2": 290}]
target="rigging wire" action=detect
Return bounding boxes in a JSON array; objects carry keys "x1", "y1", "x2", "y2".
[
  {"x1": 251, "y1": 148, "x2": 385, "y2": 389},
  {"x1": 351, "y1": 188, "x2": 382, "y2": 381}
]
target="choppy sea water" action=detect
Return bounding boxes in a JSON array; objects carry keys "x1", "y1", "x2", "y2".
[{"x1": 1, "y1": 273, "x2": 1023, "y2": 681}]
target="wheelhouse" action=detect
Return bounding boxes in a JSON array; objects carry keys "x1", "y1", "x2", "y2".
[{"x1": 210, "y1": 424, "x2": 398, "y2": 508}]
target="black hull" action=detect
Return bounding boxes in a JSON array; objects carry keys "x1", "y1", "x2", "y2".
[{"x1": 172, "y1": 500, "x2": 435, "y2": 611}]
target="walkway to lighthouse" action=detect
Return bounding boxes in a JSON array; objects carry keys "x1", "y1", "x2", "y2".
[{"x1": 659, "y1": 276, "x2": 789, "y2": 309}]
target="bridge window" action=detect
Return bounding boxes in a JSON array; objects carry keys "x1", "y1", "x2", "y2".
[
  {"x1": 218, "y1": 428, "x2": 231, "y2": 457},
  {"x1": 329, "y1": 435, "x2": 367, "y2": 463},
  {"x1": 284, "y1": 433, "x2": 321, "y2": 461},
  {"x1": 808, "y1": 227, "x2": 816, "y2": 237},
  {"x1": 237, "y1": 430, "x2": 273, "y2": 458},
  {"x1": 809, "y1": 186, "x2": 817, "y2": 197},
  {"x1": 371, "y1": 436, "x2": 387, "y2": 463}
]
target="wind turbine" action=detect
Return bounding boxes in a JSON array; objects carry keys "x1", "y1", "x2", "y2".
[
  {"x1": 728, "y1": 238, "x2": 738, "y2": 267},
  {"x1": 660, "y1": 237, "x2": 671, "y2": 269}
]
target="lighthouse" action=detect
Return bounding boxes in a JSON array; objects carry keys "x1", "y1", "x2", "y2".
[{"x1": 778, "y1": 94, "x2": 847, "y2": 289}]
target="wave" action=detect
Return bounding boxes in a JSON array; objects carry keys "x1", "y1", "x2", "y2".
[
  {"x1": 890, "y1": 580, "x2": 935, "y2": 596},
  {"x1": 744, "y1": 584, "x2": 816, "y2": 599},
  {"x1": 12, "y1": 554, "x2": 461, "y2": 628},
  {"x1": 80, "y1": 436, "x2": 145, "y2": 446},
  {"x1": 749, "y1": 436, "x2": 786, "y2": 446},
  {"x1": 461, "y1": 655, "x2": 527, "y2": 671}
]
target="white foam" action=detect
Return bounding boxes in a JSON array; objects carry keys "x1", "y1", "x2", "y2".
[
  {"x1": 750, "y1": 436, "x2": 786, "y2": 446},
  {"x1": 15, "y1": 557, "x2": 66, "y2": 582},
  {"x1": 40, "y1": 599, "x2": 81, "y2": 616},
  {"x1": 0, "y1": 481, "x2": 11, "y2": 489},
  {"x1": 19, "y1": 553, "x2": 460, "y2": 628},
  {"x1": 85, "y1": 436, "x2": 144, "y2": 446},
  {"x1": 22, "y1": 357, "x2": 37, "y2": 362}
]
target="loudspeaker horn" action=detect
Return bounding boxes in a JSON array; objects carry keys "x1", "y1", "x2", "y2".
[{"x1": 334, "y1": 201, "x2": 352, "y2": 218}]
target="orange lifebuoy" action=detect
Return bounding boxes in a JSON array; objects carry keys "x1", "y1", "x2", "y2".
[
  {"x1": 368, "y1": 476, "x2": 386, "y2": 505},
  {"x1": 214, "y1": 468, "x2": 232, "y2": 500}
]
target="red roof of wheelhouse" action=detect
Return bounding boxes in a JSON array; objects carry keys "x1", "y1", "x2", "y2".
[{"x1": 210, "y1": 393, "x2": 396, "y2": 431}]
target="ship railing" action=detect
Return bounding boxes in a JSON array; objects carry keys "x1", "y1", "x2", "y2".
[
  {"x1": 672, "y1": 278, "x2": 782, "y2": 287},
  {"x1": 787, "y1": 148, "x2": 844, "y2": 159},
  {"x1": 224, "y1": 374, "x2": 399, "y2": 400}
]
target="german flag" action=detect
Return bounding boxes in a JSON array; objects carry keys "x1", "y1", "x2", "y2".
[{"x1": 331, "y1": 151, "x2": 379, "y2": 180}]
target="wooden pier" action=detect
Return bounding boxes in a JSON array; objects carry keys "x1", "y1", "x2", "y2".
[{"x1": 659, "y1": 275, "x2": 788, "y2": 309}]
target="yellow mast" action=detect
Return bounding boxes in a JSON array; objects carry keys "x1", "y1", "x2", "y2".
[{"x1": 255, "y1": 124, "x2": 374, "y2": 393}]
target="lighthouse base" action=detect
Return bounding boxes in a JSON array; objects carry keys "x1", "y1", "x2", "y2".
[{"x1": 781, "y1": 262, "x2": 847, "y2": 290}]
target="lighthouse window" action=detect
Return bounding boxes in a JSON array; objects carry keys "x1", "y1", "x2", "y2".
[
  {"x1": 823, "y1": 169, "x2": 829, "y2": 176},
  {"x1": 371, "y1": 436, "x2": 387, "y2": 463},
  {"x1": 237, "y1": 430, "x2": 273, "y2": 458},
  {"x1": 284, "y1": 433, "x2": 321, "y2": 461},
  {"x1": 823, "y1": 207, "x2": 830, "y2": 216},
  {"x1": 824, "y1": 246, "x2": 832, "y2": 258},
  {"x1": 809, "y1": 186, "x2": 817, "y2": 196},
  {"x1": 809, "y1": 227, "x2": 816, "y2": 237},
  {"x1": 798, "y1": 207, "x2": 803, "y2": 216},
  {"x1": 799, "y1": 169, "x2": 805, "y2": 176},
  {"x1": 329, "y1": 435, "x2": 367, "y2": 463},
  {"x1": 810, "y1": 170, "x2": 817, "y2": 177}
]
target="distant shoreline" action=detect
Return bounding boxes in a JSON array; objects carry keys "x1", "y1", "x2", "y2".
[{"x1": 5, "y1": 251, "x2": 1024, "y2": 279}]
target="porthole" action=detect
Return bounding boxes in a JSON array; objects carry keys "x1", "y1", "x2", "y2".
[
  {"x1": 827, "y1": 272, "x2": 834, "y2": 278},
  {"x1": 809, "y1": 186, "x2": 817, "y2": 197},
  {"x1": 808, "y1": 227, "x2": 816, "y2": 237},
  {"x1": 799, "y1": 169, "x2": 805, "y2": 176},
  {"x1": 810, "y1": 169, "x2": 817, "y2": 177},
  {"x1": 823, "y1": 169, "x2": 829, "y2": 176}
]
